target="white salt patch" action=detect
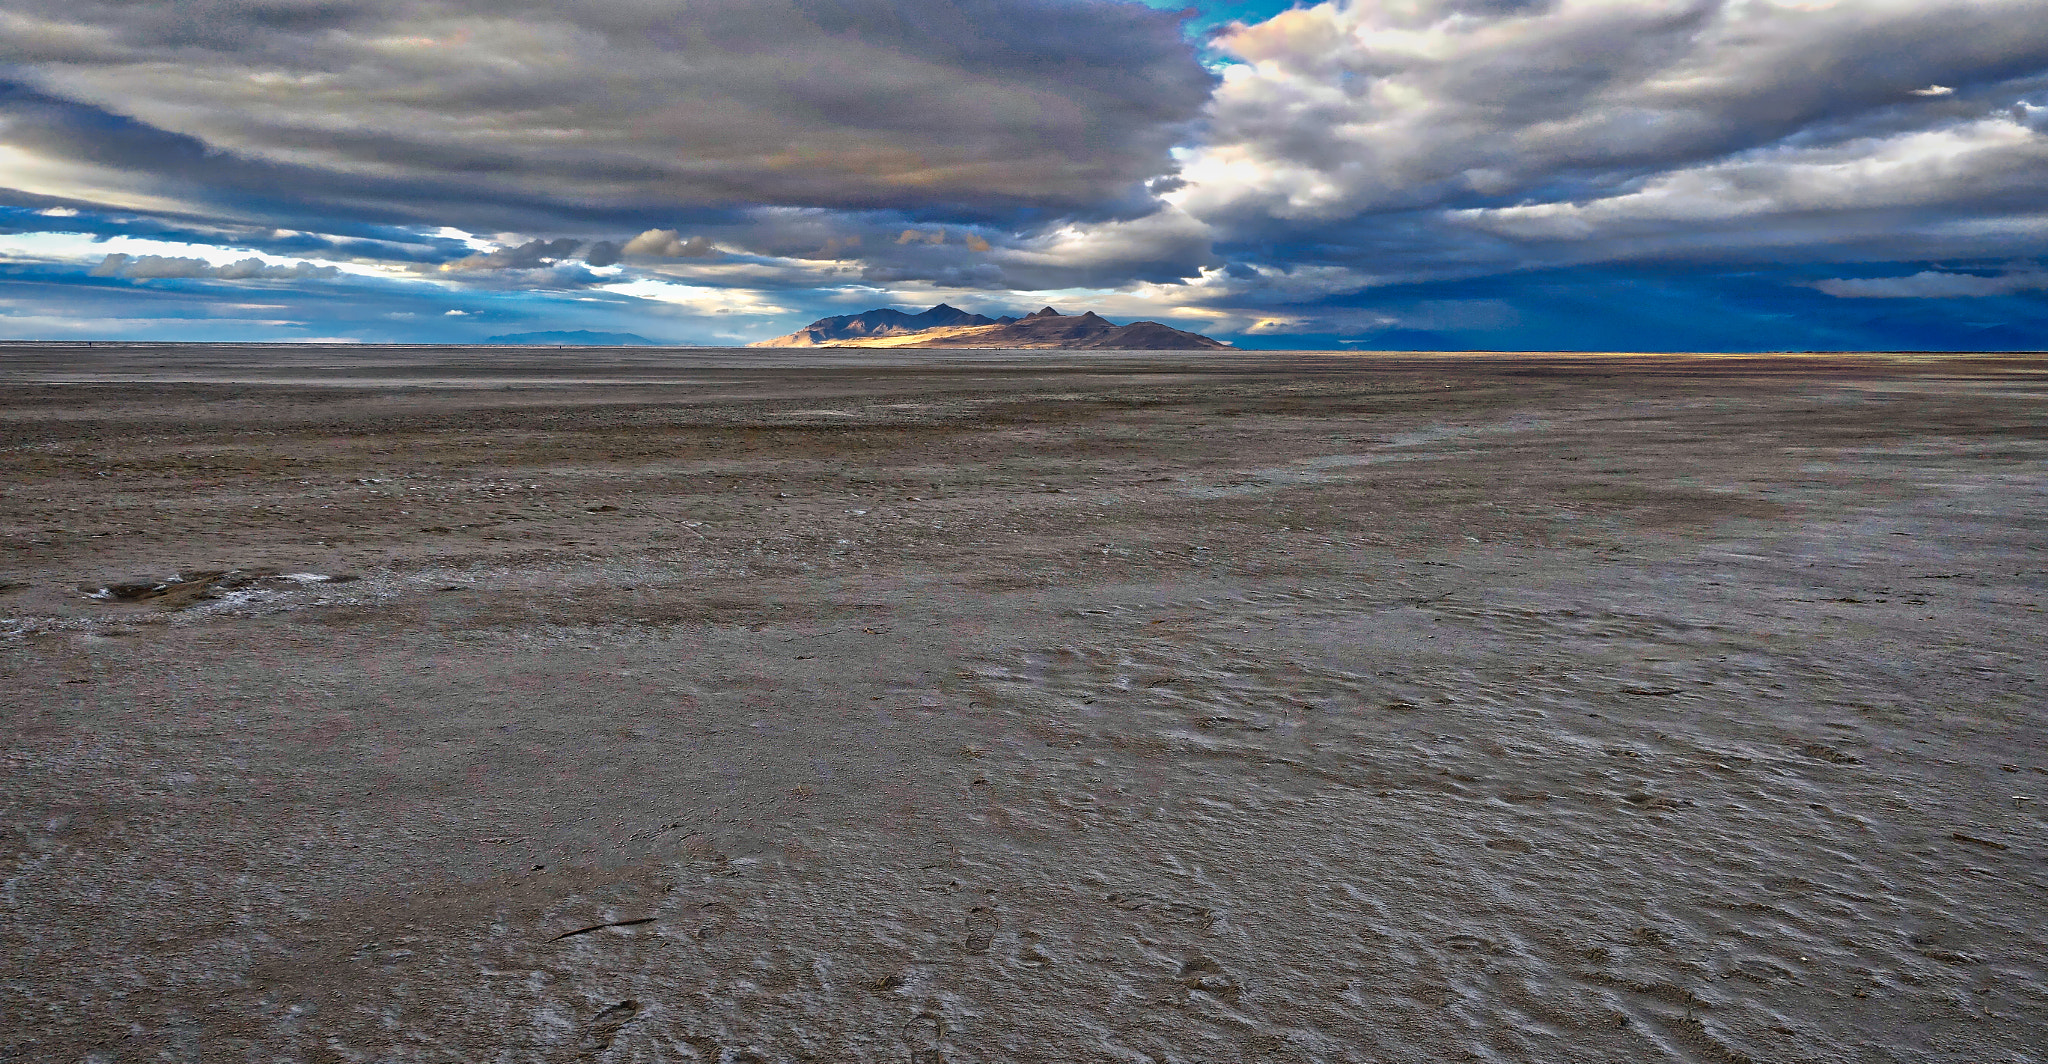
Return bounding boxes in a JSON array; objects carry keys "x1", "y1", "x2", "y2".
[{"x1": 204, "y1": 589, "x2": 273, "y2": 610}]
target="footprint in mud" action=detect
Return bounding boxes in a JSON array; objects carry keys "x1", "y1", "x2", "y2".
[
  {"x1": 693, "y1": 900, "x2": 736, "y2": 940},
  {"x1": 904, "y1": 1011, "x2": 946, "y2": 1064},
  {"x1": 1442, "y1": 933, "x2": 1496, "y2": 954},
  {"x1": 683, "y1": 835, "x2": 729, "y2": 866},
  {"x1": 963, "y1": 906, "x2": 997, "y2": 954},
  {"x1": 1797, "y1": 741, "x2": 1864, "y2": 765},
  {"x1": 1105, "y1": 891, "x2": 1214, "y2": 929},
  {"x1": 1194, "y1": 713, "x2": 1270, "y2": 732},
  {"x1": 578, "y1": 999, "x2": 640, "y2": 1055},
  {"x1": 1177, "y1": 954, "x2": 1241, "y2": 1002},
  {"x1": 1016, "y1": 932, "x2": 1057, "y2": 968},
  {"x1": 1720, "y1": 957, "x2": 1797, "y2": 984}
]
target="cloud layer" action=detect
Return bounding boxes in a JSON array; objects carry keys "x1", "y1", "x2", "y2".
[
  {"x1": 0, "y1": 0, "x2": 1211, "y2": 226},
  {"x1": 1186, "y1": 0, "x2": 2048, "y2": 214},
  {"x1": 89, "y1": 252, "x2": 339, "y2": 281},
  {"x1": 0, "y1": 0, "x2": 2043, "y2": 348},
  {"x1": 1814, "y1": 267, "x2": 2048, "y2": 298}
]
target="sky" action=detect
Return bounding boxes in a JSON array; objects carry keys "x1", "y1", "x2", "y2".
[{"x1": 2, "y1": 0, "x2": 2045, "y2": 350}]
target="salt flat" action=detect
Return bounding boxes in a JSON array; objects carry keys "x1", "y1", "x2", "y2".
[{"x1": 2, "y1": 346, "x2": 2043, "y2": 1062}]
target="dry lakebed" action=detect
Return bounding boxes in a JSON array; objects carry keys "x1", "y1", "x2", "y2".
[{"x1": 1, "y1": 345, "x2": 2044, "y2": 1062}]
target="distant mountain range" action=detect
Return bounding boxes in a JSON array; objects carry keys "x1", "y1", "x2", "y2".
[
  {"x1": 750, "y1": 304, "x2": 1230, "y2": 349},
  {"x1": 485, "y1": 330, "x2": 659, "y2": 345}
]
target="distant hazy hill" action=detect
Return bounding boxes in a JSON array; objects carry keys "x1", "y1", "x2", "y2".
[
  {"x1": 750, "y1": 303, "x2": 1007, "y2": 347},
  {"x1": 485, "y1": 330, "x2": 660, "y2": 345},
  {"x1": 751, "y1": 304, "x2": 1228, "y2": 350}
]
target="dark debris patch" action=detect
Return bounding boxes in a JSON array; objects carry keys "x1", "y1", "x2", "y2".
[{"x1": 81, "y1": 570, "x2": 356, "y2": 608}]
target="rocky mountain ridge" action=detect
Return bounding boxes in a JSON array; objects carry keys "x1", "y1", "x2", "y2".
[
  {"x1": 749, "y1": 303, "x2": 1014, "y2": 347},
  {"x1": 751, "y1": 305, "x2": 1229, "y2": 349}
]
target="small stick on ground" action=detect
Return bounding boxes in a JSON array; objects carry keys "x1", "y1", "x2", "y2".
[{"x1": 551, "y1": 917, "x2": 656, "y2": 941}]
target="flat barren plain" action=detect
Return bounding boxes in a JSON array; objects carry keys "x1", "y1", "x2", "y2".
[{"x1": 2, "y1": 346, "x2": 2044, "y2": 1063}]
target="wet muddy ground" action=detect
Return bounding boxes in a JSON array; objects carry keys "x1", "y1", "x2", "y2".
[{"x1": 2, "y1": 346, "x2": 2044, "y2": 1062}]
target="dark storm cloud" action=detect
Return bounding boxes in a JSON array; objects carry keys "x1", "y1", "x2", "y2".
[
  {"x1": 1185, "y1": 259, "x2": 2048, "y2": 352},
  {"x1": 579, "y1": 229, "x2": 731, "y2": 267},
  {"x1": 0, "y1": 0, "x2": 1212, "y2": 227},
  {"x1": 0, "y1": 80, "x2": 682, "y2": 238},
  {"x1": 447, "y1": 238, "x2": 583, "y2": 271}
]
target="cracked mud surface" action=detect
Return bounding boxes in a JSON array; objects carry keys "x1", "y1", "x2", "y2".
[{"x1": 3, "y1": 347, "x2": 2045, "y2": 1062}]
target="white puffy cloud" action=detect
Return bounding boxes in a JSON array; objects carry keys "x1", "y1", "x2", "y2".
[
  {"x1": 1060, "y1": 0, "x2": 2048, "y2": 294},
  {"x1": 620, "y1": 230, "x2": 718, "y2": 259},
  {"x1": 991, "y1": 206, "x2": 1218, "y2": 288},
  {"x1": 1448, "y1": 113, "x2": 2048, "y2": 258},
  {"x1": 1177, "y1": 0, "x2": 2048, "y2": 223},
  {"x1": 1813, "y1": 267, "x2": 2048, "y2": 297},
  {"x1": 90, "y1": 252, "x2": 339, "y2": 280},
  {"x1": 599, "y1": 278, "x2": 790, "y2": 316}
]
